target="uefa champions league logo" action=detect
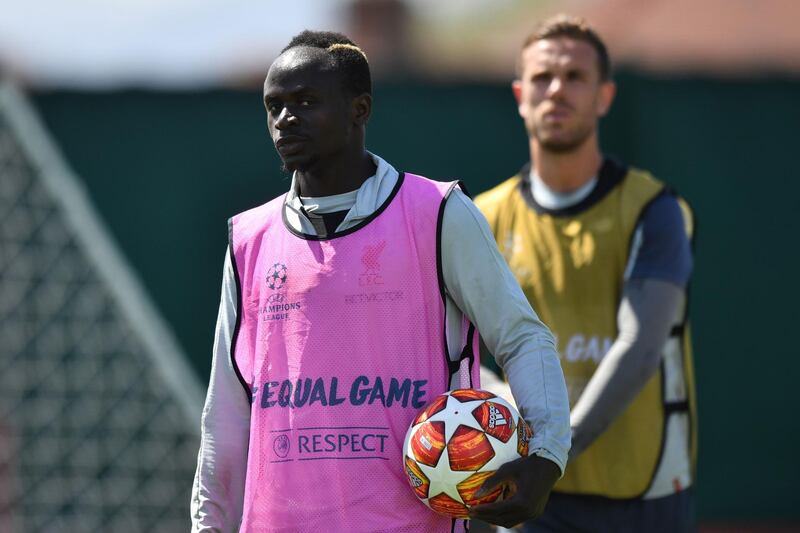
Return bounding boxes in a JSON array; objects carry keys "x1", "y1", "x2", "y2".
[
  {"x1": 267, "y1": 263, "x2": 288, "y2": 290},
  {"x1": 261, "y1": 262, "x2": 300, "y2": 322}
]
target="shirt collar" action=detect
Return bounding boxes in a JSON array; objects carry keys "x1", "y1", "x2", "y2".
[
  {"x1": 283, "y1": 151, "x2": 399, "y2": 234},
  {"x1": 529, "y1": 170, "x2": 598, "y2": 210}
]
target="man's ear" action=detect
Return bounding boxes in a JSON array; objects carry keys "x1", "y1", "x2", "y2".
[
  {"x1": 352, "y1": 93, "x2": 372, "y2": 126},
  {"x1": 511, "y1": 80, "x2": 522, "y2": 106},
  {"x1": 597, "y1": 80, "x2": 616, "y2": 117}
]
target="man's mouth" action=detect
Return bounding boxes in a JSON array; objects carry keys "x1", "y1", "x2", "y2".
[
  {"x1": 275, "y1": 135, "x2": 307, "y2": 155},
  {"x1": 543, "y1": 106, "x2": 571, "y2": 120}
]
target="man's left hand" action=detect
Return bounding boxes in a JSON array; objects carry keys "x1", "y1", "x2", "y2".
[{"x1": 468, "y1": 454, "x2": 561, "y2": 528}]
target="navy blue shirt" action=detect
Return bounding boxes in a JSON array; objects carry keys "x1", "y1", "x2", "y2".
[{"x1": 628, "y1": 194, "x2": 693, "y2": 287}]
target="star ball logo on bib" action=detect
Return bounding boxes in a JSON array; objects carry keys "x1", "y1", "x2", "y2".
[
  {"x1": 260, "y1": 262, "x2": 300, "y2": 321},
  {"x1": 267, "y1": 262, "x2": 288, "y2": 290}
]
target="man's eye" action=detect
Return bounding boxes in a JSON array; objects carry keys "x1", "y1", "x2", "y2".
[
  {"x1": 266, "y1": 102, "x2": 281, "y2": 114},
  {"x1": 299, "y1": 98, "x2": 313, "y2": 106}
]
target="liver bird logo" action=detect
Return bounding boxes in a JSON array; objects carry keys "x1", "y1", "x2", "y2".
[
  {"x1": 361, "y1": 241, "x2": 386, "y2": 273},
  {"x1": 360, "y1": 241, "x2": 386, "y2": 286}
]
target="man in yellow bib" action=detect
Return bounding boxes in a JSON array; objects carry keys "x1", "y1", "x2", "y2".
[{"x1": 472, "y1": 15, "x2": 696, "y2": 533}]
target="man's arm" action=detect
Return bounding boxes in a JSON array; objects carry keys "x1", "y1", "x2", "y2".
[
  {"x1": 570, "y1": 193, "x2": 693, "y2": 459},
  {"x1": 440, "y1": 189, "x2": 570, "y2": 526},
  {"x1": 191, "y1": 250, "x2": 250, "y2": 532},
  {"x1": 569, "y1": 279, "x2": 683, "y2": 458}
]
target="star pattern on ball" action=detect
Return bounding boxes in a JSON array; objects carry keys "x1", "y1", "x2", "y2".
[
  {"x1": 414, "y1": 442, "x2": 474, "y2": 506},
  {"x1": 409, "y1": 393, "x2": 519, "y2": 507},
  {"x1": 428, "y1": 395, "x2": 492, "y2": 442}
]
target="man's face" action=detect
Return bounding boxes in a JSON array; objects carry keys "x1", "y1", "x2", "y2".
[
  {"x1": 513, "y1": 37, "x2": 615, "y2": 153},
  {"x1": 263, "y1": 48, "x2": 353, "y2": 173}
]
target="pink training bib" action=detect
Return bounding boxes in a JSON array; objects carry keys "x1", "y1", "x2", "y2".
[{"x1": 230, "y1": 173, "x2": 479, "y2": 532}]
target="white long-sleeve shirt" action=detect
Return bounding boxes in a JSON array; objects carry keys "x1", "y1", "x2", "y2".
[{"x1": 191, "y1": 153, "x2": 570, "y2": 531}]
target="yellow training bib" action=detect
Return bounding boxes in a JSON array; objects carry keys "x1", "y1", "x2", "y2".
[{"x1": 476, "y1": 160, "x2": 696, "y2": 499}]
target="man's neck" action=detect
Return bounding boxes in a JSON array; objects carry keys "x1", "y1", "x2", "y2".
[
  {"x1": 530, "y1": 136, "x2": 603, "y2": 194},
  {"x1": 295, "y1": 150, "x2": 376, "y2": 197}
]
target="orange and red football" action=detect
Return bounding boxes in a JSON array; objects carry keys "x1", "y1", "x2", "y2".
[{"x1": 403, "y1": 388, "x2": 534, "y2": 517}]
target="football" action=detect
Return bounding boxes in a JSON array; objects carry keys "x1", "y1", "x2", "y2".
[{"x1": 403, "y1": 388, "x2": 533, "y2": 518}]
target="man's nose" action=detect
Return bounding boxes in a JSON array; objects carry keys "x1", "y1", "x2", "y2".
[
  {"x1": 275, "y1": 107, "x2": 297, "y2": 129},
  {"x1": 547, "y1": 76, "x2": 565, "y2": 97}
]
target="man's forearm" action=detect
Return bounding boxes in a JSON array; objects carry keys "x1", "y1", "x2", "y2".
[
  {"x1": 569, "y1": 278, "x2": 684, "y2": 458},
  {"x1": 191, "y1": 251, "x2": 250, "y2": 531},
  {"x1": 440, "y1": 191, "x2": 571, "y2": 473}
]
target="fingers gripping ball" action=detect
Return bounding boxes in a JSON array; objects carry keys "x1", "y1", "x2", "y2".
[{"x1": 403, "y1": 389, "x2": 533, "y2": 518}]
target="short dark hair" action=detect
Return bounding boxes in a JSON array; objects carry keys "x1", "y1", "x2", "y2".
[
  {"x1": 521, "y1": 14, "x2": 611, "y2": 81},
  {"x1": 282, "y1": 30, "x2": 372, "y2": 96}
]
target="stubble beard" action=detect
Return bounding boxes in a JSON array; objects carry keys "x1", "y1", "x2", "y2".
[
  {"x1": 279, "y1": 154, "x2": 318, "y2": 175},
  {"x1": 533, "y1": 121, "x2": 595, "y2": 154}
]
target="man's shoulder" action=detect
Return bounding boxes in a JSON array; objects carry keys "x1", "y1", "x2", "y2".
[
  {"x1": 639, "y1": 190, "x2": 695, "y2": 244},
  {"x1": 624, "y1": 165, "x2": 664, "y2": 188},
  {"x1": 231, "y1": 194, "x2": 285, "y2": 224},
  {"x1": 473, "y1": 174, "x2": 523, "y2": 211},
  {"x1": 614, "y1": 162, "x2": 673, "y2": 211},
  {"x1": 229, "y1": 194, "x2": 286, "y2": 246},
  {"x1": 616, "y1": 162, "x2": 695, "y2": 241},
  {"x1": 621, "y1": 165, "x2": 690, "y2": 219},
  {"x1": 402, "y1": 172, "x2": 457, "y2": 195}
]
